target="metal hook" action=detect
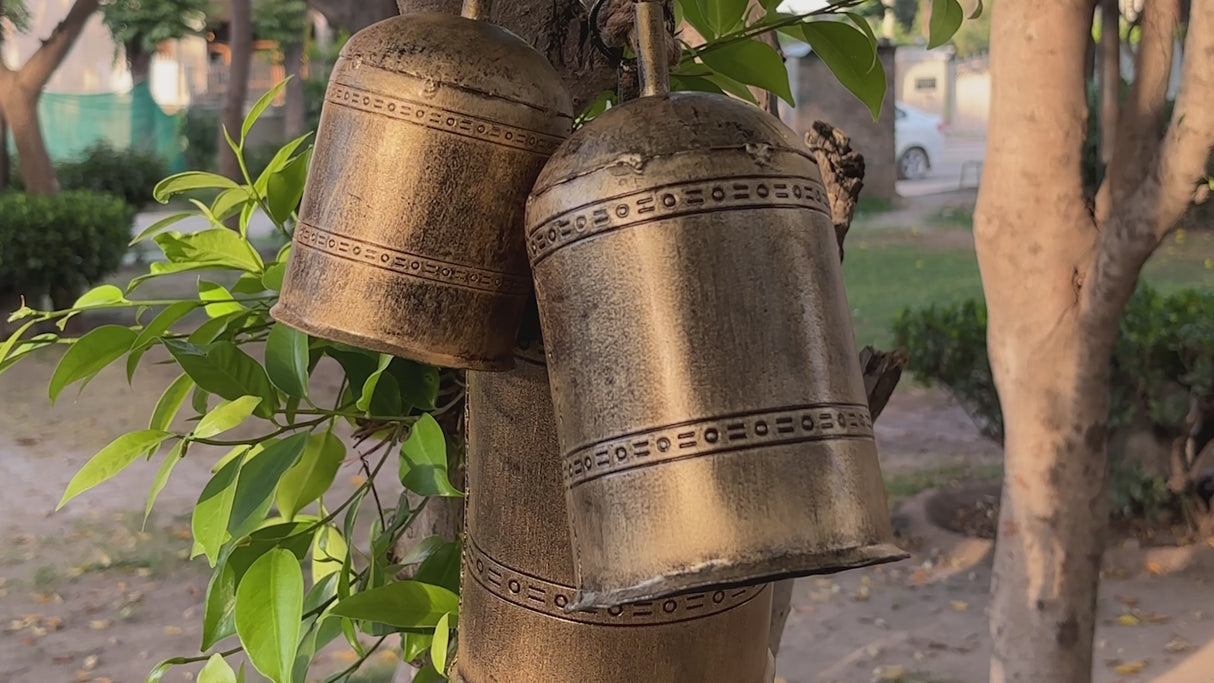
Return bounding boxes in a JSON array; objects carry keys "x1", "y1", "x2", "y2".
[{"x1": 589, "y1": 0, "x2": 626, "y2": 66}]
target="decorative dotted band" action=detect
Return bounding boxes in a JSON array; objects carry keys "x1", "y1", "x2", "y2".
[
  {"x1": 326, "y1": 82, "x2": 566, "y2": 156},
  {"x1": 564, "y1": 402, "x2": 874, "y2": 488},
  {"x1": 463, "y1": 537, "x2": 764, "y2": 626},
  {"x1": 294, "y1": 221, "x2": 532, "y2": 296},
  {"x1": 526, "y1": 174, "x2": 832, "y2": 265}
]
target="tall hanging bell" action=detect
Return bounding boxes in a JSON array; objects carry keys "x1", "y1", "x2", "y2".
[
  {"x1": 452, "y1": 317, "x2": 774, "y2": 683},
  {"x1": 271, "y1": 0, "x2": 573, "y2": 370},
  {"x1": 524, "y1": 1, "x2": 907, "y2": 608}
]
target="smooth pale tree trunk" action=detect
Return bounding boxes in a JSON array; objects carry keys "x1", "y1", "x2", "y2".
[
  {"x1": 978, "y1": 1, "x2": 1214, "y2": 681},
  {"x1": 219, "y1": 0, "x2": 252, "y2": 182},
  {"x1": 283, "y1": 41, "x2": 307, "y2": 138},
  {"x1": 0, "y1": 0, "x2": 101, "y2": 195}
]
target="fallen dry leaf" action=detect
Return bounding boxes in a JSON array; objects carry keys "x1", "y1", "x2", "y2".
[
  {"x1": 89, "y1": 620, "x2": 111, "y2": 630},
  {"x1": 82, "y1": 655, "x2": 98, "y2": 671},
  {"x1": 1164, "y1": 636, "x2": 1192, "y2": 653},
  {"x1": 162, "y1": 626, "x2": 182, "y2": 635},
  {"x1": 1142, "y1": 613, "x2": 1170, "y2": 624},
  {"x1": 853, "y1": 585, "x2": 871, "y2": 602},
  {"x1": 872, "y1": 664, "x2": 908, "y2": 681},
  {"x1": 1117, "y1": 614, "x2": 1140, "y2": 626},
  {"x1": 950, "y1": 600, "x2": 969, "y2": 612},
  {"x1": 1115, "y1": 595, "x2": 1139, "y2": 607},
  {"x1": 1113, "y1": 659, "x2": 1147, "y2": 675},
  {"x1": 1144, "y1": 561, "x2": 1163, "y2": 575}
]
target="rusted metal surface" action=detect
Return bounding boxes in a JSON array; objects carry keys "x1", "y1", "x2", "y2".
[
  {"x1": 273, "y1": 7, "x2": 572, "y2": 370},
  {"x1": 452, "y1": 330, "x2": 773, "y2": 682},
  {"x1": 523, "y1": 0, "x2": 906, "y2": 608}
]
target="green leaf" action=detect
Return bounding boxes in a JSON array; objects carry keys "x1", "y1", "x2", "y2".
[
  {"x1": 679, "y1": 0, "x2": 716, "y2": 40},
  {"x1": 701, "y1": 0, "x2": 747, "y2": 34},
  {"x1": 431, "y1": 612, "x2": 452, "y2": 674},
  {"x1": 928, "y1": 0, "x2": 965, "y2": 49},
  {"x1": 311, "y1": 525, "x2": 348, "y2": 583},
  {"x1": 202, "y1": 560, "x2": 238, "y2": 650},
  {"x1": 49, "y1": 325, "x2": 137, "y2": 402},
  {"x1": 700, "y1": 38, "x2": 794, "y2": 105},
  {"x1": 402, "y1": 632, "x2": 433, "y2": 665},
  {"x1": 195, "y1": 396, "x2": 262, "y2": 440},
  {"x1": 149, "y1": 373, "x2": 194, "y2": 433},
  {"x1": 235, "y1": 548, "x2": 303, "y2": 683},
  {"x1": 72, "y1": 285, "x2": 127, "y2": 309},
  {"x1": 265, "y1": 323, "x2": 309, "y2": 399},
  {"x1": 154, "y1": 229, "x2": 264, "y2": 273},
  {"x1": 187, "y1": 310, "x2": 247, "y2": 345},
  {"x1": 145, "y1": 440, "x2": 185, "y2": 525},
  {"x1": 198, "y1": 654, "x2": 237, "y2": 683},
  {"x1": 795, "y1": 20, "x2": 887, "y2": 119},
  {"x1": 705, "y1": 69, "x2": 759, "y2": 104},
  {"x1": 146, "y1": 657, "x2": 194, "y2": 683},
  {"x1": 154, "y1": 172, "x2": 241, "y2": 203},
  {"x1": 243, "y1": 79, "x2": 290, "y2": 142},
  {"x1": 330, "y1": 581, "x2": 459, "y2": 629},
  {"x1": 845, "y1": 11, "x2": 879, "y2": 59},
  {"x1": 387, "y1": 360, "x2": 439, "y2": 411},
  {"x1": 412, "y1": 664, "x2": 444, "y2": 683},
  {"x1": 165, "y1": 340, "x2": 279, "y2": 419},
  {"x1": 131, "y1": 211, "x2": 194, "y2": 244},
  {"x1": 968, "y1": 0, "x2": 984, "y2": 20},
  {"x1": 254, "y1": 132, "x2": 314, "y2": 194},
  {"x1": 357, "y1": 354, "x2": 394, "y2": 413},
  {"x1": 193, "y1": 454, "x2": 245, "y2": 566},
  {"x1": 671, "y1": 74, "x2": 727, "y2": 96},
  {"x1": 266, "y1": 150, "x2": 311, "y2": 225},
  {"x1": 0, "y1": 319, "x2": 37, "y2": 370},
  {"x1": 211, "y1": 187, "x2": 255, "y2": 223},
  {"x1": 276, "y1": 432, "x2": 345, "y2": 521},
  {"x1": 262, "y1": 261, "x2": 287, "y2": 292},
  {"x1": 199, "y1": 281, "x2": 248, "y2": 319},
  {"x1": 128, "y1": 301, "x2": 203, "y2": 380},
  {"x1": 227, "y1": 432, "x2": 309, "y2": 538},
  {"x1": 400, "y1": 414, "x2": 461, "y2": 497},
  {"x1": 328, "y1": 348, "x2": 401, "y2": 416},
  {"x1": 414, "y1": 539, "x2": 462, "y2": 594},
  {"x1": 59, "y1": 430, "x2": 173, "y2": 509}
]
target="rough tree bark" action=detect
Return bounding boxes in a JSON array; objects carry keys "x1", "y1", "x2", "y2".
[
  {"x1": 126, "y1": 39, "x2": 152, "y2": 83},
  {"x1": 0, "y1": 0, "x2": 101, "y2": 195},
  {"x1": 977, "y1": 1, "x2": 1213, "y2": 681},
  {"x1": 218, "y1": 0, "x2": 252, "y2": 182}
]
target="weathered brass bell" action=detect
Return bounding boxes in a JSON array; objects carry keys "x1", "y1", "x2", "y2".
[
  {"x1": 271, "y1": 0, "x2": 573, "y2": 370},
  {"x1": 524, "y1": 1, "x2": 907, "y2": 608},
  {"x1": 451, "y1": 321, "x2": 773, "y2": 683}
]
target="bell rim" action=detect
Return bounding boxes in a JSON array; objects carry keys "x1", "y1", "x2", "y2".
[
  {"x1": 568, "y1": 542, "x2": 910, "y2": 611},
  {"x1": 269, "y1": 303, "x2": 515, "y2": 372}
]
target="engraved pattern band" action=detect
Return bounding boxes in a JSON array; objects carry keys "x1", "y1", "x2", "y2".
[
  {"x1": 565, "y1": 402, "x2": 874, "y2": 487},
  {"x1": 464, "y1": 537, "x2": 764, "y2": 626}
]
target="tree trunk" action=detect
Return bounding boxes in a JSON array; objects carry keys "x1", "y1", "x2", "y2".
[
  {"x1": 127, "y1": 40, "x2": 152, "y2": 84},
  {"x1": 1098, "y1": 0, "x2": 1120, "y2": 171},
  {"x1": 1, "y1": 90, "x2": 57, "y2": 195},
  {"x1": 977, "y1": 1, "x2": 1108, "y2": 681},
  {"x1": 0, "y1": 0, "x2": 101, "y2": 195},
  {"x1": 219, "y1": 0, "x2": 253, "y2": 182},
  {"x1": 0, "y1": 108, "x2": 10, "y2": 191},
  {"x1": 283, "y1": 41, "x2": 307, "y2": 138}
]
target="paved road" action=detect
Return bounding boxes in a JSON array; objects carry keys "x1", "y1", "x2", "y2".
[{"x1": 897, "y1": 136, "x2": 987, "y2": 198}]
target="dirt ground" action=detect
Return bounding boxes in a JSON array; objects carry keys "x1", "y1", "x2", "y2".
[{"x1": 3, "y1": 195, "x2": 1213, "y2": 683}]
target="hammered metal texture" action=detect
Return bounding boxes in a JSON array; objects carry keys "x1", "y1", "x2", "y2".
[
  {"x1": 526, "y1": 92, "x2": 907, "y2": 608},
  {"x1": 271, "y1": 13, "x2": 572, "y2": 371},
  {"x1": 451, "y1": 337, "x2": 773, "y2": 683}
]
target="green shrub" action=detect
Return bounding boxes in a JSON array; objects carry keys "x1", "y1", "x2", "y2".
[
  {"x1": 54, "y1": 142, "x2": 169, "y2": 209},
  {"x1": 893, "y1": 285, "x2": 1214, "y2": 516},
  {"x1": 0, "y1": 191, "x2": 135, "y2": 301}
]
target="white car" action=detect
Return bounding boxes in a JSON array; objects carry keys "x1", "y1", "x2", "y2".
[{"x1": 895, "y1": 102, "x2": 945, "y2": 180}]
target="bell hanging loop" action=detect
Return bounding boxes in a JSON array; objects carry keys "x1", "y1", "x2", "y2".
[{"x1": 272, "y1": 3, "x2": 573, "y2": 370}]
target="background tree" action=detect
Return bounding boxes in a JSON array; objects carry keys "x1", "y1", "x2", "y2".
[
  {"x1": 101, "y1": 0, "x2": 209, "y2": 84},
  {"x1": 252, "y1": 0, "x2": 309, "y2": 138},
  {"x1": 0, "y1": 0, "x2": 101, "y2": 194},
  {"x1": 976, "y1": 1, "x2": 1213, "y2": 681},
  {"x1": 218, "y1": 0, "x2": 252, "y2": 181},
  {"x1": 0, "y1": 0, "x2": 31, "y2": 190}
]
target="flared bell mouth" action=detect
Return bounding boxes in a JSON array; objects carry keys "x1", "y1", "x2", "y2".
[
  {"x1": 568, "y1": 542, "x2": 910, "y2": 612},
  {"x1": 269, "y1": 302, "x2": 515, "y2": 372}
]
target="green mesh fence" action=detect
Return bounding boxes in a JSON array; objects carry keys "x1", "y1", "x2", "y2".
[{"x1": 6, "y1": 81, "x2": 186, "y2": 172}]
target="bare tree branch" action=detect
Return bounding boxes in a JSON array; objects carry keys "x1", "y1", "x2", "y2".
[
  {"x1": 15, "y1": 0, "x2": 100, "y2": 93},
  {"x1": 805, "y1": 121, "x2": 866, "y2": 257},
  {"x1": 1095, "y1": 0, "x2": 1180, "y2": 221},
  {"x1": 1084, "y1": 0, "x2": 1214, "y2": 333}
]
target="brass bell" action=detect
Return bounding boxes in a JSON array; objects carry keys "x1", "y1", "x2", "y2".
[
  {"x1": 272, "y1": 0, "x2": 573, "y2": 370},
  {"x1": 524, "y1": 1, "x2": 907, "y2": 608},
  {"x1": 452, "y1": 319, "x2": 773, "y2": 683}
]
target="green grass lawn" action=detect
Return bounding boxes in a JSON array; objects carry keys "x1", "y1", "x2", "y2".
[{"x1": 842, "y1": 228, "x2": 1214, "y2": 350}]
